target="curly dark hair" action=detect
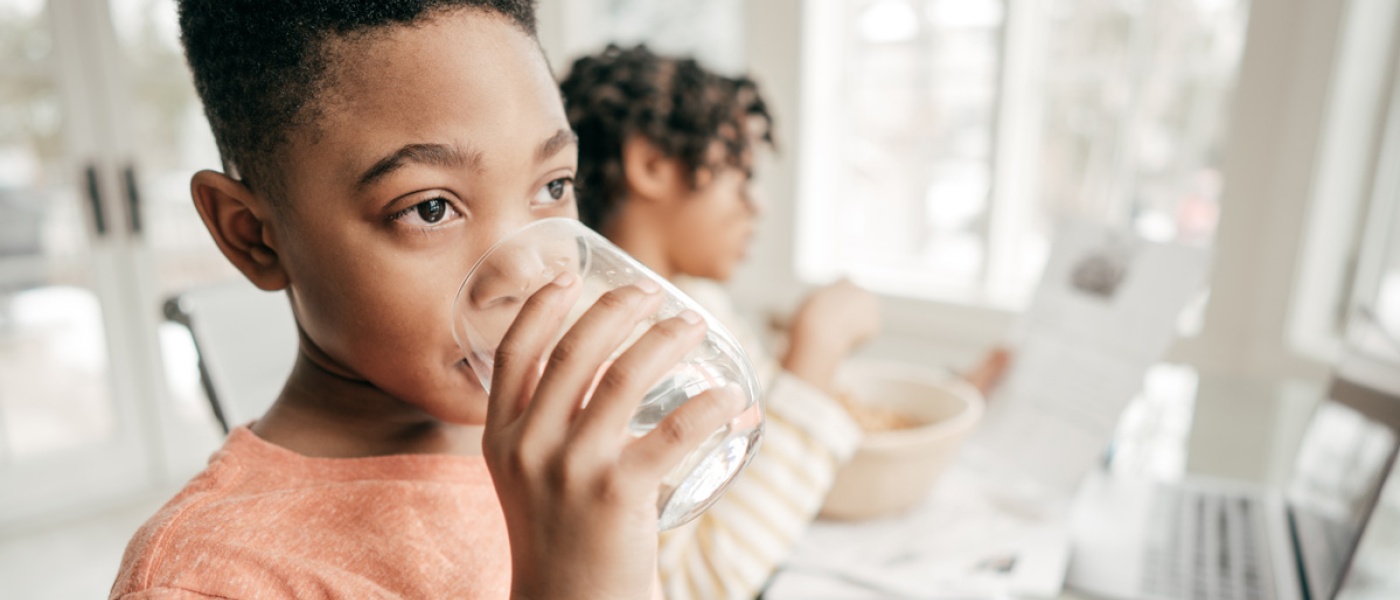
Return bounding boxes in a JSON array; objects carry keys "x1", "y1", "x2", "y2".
[
  {"x1": 559, "y1": 44, "x2": 774, "y2": 231},
  {"x1": 177, "y1": 0, "x2": 537, "y2": 204}
]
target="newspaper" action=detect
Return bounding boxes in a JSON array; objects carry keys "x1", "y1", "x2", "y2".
[{"x1": 968, "y1": 220, "x2": 1211, "y2": 494}]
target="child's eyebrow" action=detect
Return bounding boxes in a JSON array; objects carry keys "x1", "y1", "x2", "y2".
[
  {"x1": 356, "y1": 142, "x2": 481, "y2": 191},
  {"x1": 536, "y1": 129, "x2": 578, "y2": 163}
]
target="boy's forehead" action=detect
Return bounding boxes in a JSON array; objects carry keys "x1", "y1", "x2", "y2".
[
  {"x1": 295, "y1": 10, "x2": 565, "y2": 178},
  {"x1": 327, "y1": 10, "x2": 556, "y2": 117}
]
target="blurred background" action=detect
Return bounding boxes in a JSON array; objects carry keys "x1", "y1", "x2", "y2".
[{"x1": 2, "y1": 0, "x2": 1399, "y2": 597}]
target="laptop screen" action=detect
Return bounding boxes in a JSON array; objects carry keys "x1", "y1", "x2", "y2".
[
  {"x1": 1287, "y1": 383, "x2": 1400, "y2": 600},
  {"x1": 1335, "y1": 457, "x2": 1400, "y2": 599}
]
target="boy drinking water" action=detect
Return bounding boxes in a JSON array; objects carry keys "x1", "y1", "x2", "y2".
[{"x1": 111, "y1": 2, "x2": 742, "y2": 598}]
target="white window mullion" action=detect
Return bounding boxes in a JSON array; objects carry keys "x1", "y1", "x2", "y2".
[
  {"x1": 1350, "y1": 62, "x2": 1400, "y2": 330},
  {"x1": 985, "y1": 0, "x2": 1045, "y2": 307},
  {"x1": 794, "y1": 0, "x2": 847, "y2": 286},
  {"x1": 1290, "y1": 0, "x2": 1400, "y2": 359}
]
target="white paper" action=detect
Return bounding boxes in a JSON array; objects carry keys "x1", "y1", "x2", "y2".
[
  {"x1": 765, "y1": 463, "x2": 1073, "y2": 599},
  {"x1": 1013, "y1": 220, "x2": 1210, "y2": 363},
  {"x1": 969, "y1": 220, "x2": 1211, "y2": 495}
]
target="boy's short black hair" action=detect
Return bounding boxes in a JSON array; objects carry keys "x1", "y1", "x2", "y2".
[
  {"x1": 178, "y1": 0, "x2": 537, "y2": 204},
  {"x1": 559, "y1": 44, "x2": 774, "y2": 231}
]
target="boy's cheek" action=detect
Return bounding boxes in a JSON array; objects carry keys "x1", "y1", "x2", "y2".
[
  {"x1": 450, "y1": 385, "x2": 491, "y2": 423},
  {"x1": 363, "y1": 344, "x2": 492, "y2": 424}
]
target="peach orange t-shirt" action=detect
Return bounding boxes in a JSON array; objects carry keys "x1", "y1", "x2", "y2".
[{"x1": 110, "y1": 426, "x2": 511, "y2": 599}]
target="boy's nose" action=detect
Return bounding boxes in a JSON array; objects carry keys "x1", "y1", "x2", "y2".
[
  {"x1": 468, "y1": 248, "x2": 551, "y2": 311},
  {"x1": 466, "y1": 228, "x2": 581, "y2": 312}
]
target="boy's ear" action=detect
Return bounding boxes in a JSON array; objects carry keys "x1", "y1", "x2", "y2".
[
  {"x1": 621, "y1": 135, "x2": 687, "y2": 205},
  {"x1": 190, "y1": 170, "x2": 289, "y2": 291}
]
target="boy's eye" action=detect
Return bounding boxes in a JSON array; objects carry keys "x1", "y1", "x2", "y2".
[
  {"x1": 391, "y1": 197, "x2": 461, "y2": 227},
  {"x1": 533, "y1": 177, "x2": 574, "y2": 206},
  {"x1": 416, "y1": 199, "x2": 449, "y2": 223}
]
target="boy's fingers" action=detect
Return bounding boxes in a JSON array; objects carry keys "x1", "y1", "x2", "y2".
[
  {"x1": 571, "y1": 313, "x2": 707, "y2": 448},
  {"x1": 488, "y1": 274, "x2": 579, "y2": 427},
  {"x1": 624, "y1": 384, "x2": 746, "y2": 480},
  {"x1": 523, "y1": 283, "x2": 664, "y2": 437}
]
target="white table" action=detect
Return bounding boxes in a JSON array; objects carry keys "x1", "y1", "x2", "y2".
[{"x1": 762, "y1": 374, "x2": 1326, "y2": 600}]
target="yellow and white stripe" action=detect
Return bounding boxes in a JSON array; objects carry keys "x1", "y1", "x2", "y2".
[{"x1": 659, "y1": 278, "x2": 863, "y2": 600}]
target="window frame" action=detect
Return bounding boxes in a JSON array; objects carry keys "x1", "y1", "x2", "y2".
[
  {"x1": 790, "y1": 0, "x2": 1247, "y2": 316},
  {"x1": 793, "y1": 0, "x2": 1032, "y2": 311},
  {"x1": 1287, "y1": 0, "x2": 1400, "y2": 364},
  {"x1": 537, "y1": 0, "x2": 1368, "y2": 379}
]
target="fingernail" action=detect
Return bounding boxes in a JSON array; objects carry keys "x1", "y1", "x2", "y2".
[
  {"x1": 551, "y1": 272, "x2": 577, "y2": 287},
  {"x1": 678, "y1": 309, "x2": 703, "y2": 325},
  {"x1": 635, "y1": 279, "x2": 661, "y2": 294}
]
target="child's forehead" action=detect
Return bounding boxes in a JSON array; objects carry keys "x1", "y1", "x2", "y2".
[
  {"x1": 288, "y1": 11, "x2": 566, "y2": 180},
  {"x1": 323, "y1": 9, "x2": 549, "y2": 97}
]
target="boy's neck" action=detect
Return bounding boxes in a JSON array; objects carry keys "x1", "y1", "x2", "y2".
[
  {"x1": 251, "y1": 350, "x2": 484, "y2": 459},
  {"x1": 603, "y1": 210, "x2": 676, "y2": 279}
]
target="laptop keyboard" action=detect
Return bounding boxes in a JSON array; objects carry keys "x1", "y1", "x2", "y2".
[{"x1": 1140, "y1": 488, "x2": 1272, "y2": 600}]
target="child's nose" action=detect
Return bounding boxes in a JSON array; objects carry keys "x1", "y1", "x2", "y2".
[
  {"x1": 468, "y1": 248, "x2": 552, "y2": 311},
  {"x1": 465, "y1": 221, "x2": 581, "y2": 312},
  {"x1": 743, "y1": 184, "x2": 764, "y2": 217}
]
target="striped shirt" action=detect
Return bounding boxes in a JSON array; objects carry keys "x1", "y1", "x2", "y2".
[{"x1": 659, "y1": 277, "x2": 864, "y2": 600}]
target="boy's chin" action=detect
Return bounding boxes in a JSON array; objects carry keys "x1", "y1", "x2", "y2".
[
  {"x1": 421, "y1": 393, "x2": 490, "y2": 427},
  {"x1": 435, "y1": 359, "x2": 490, "y2": 420},
  {"x1": 460, "y1": 357, "x2": 497, "y2": 387}
]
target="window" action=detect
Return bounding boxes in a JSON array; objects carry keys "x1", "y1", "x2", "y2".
[
  {"x1": 798, "y1": 0, "x2": 1249, "y2": 308},
  {"x1": 1291, "y1": 0, "x2": 1400, "y2": 361},
  {"x1": 550, "y1": 0, "x2": 745, "y2": 75},
  {"x1": 1350, "y1": 61, "x2": 1400, "y2": 353}
]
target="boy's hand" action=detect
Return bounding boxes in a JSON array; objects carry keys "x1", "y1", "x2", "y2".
[
  {"x1": 782, "y1": 280, "x2": 881, "y2": 394},
  {"x1": 482, "y1": 274, "x2": 744, "y2": 600}
]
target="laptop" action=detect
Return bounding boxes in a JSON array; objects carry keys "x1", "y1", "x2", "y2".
[
  {"x1": 1331, "y1": 424, "x2": 1400, "y2": 599},
  {"x1": 1068, "y1": 347, "x2": 1400, "y2": 600}
]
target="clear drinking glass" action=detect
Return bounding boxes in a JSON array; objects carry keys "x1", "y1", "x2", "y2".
[{"x1": 453, "y1": 217, "x2": 764, "y2": 530}]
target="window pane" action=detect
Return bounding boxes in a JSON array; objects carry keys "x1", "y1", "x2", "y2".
[
  {"x1": 1005, "y1": 0, "x2": 1247, "y2": 311},
  {"x1": 1036, "y1": 0, "x2": 1244, "y2": 246},
  {"x1": 108, "y1": 0, "x2": 235, "y2": 301},
  {"x1": 571, "y1": 0, "x2": 745, "y2": 74},
  {"x1": 825, "y1": 0, "x2": 1003, "y2": 295},
  {"x1": 799, "y1": 0, "x2": 1247, "y2": 306},
  {"x1": 0, "y1": 287, "x2": 115, "y2": 459},
  {"x1": 1365, "y1": 191, "x2": 1400, "y2": 337},
  {"x1": 0, "y1": 0, "x2": 51, "y2": 67},
  {"x1": 0, "y1": 0, "x2": 117, "y2": 460}
]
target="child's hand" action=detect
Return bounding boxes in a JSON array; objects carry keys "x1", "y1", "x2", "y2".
[
  {"x1": 782, "y1": 280, "x2": 881, "y2": 394},
  {"x1": 962, "y1": 345, "x2": 1012, "y2": 397},
  {"x1": 483, "y1": 274, "x2": 745, "y2": 600}
]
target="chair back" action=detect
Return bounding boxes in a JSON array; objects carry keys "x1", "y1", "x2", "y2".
[{"x1": 164, "y1": 280, "x2": 297, "y2": 433}]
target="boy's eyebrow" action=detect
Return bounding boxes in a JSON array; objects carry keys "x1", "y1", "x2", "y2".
[
  {"x1": 537, "y1": 129, "x2": 578, "y2": 163},
  {"x1": 356, "y1": 143, "x2": 481, "y2": 191}
]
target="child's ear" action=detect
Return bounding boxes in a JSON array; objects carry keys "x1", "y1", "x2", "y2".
[
  {"x1": 621, "y1": 135, "x2": 687, "y2": 205},
  {"x1": 190, "y1": 170, "x2": 289, "y2": 291}
]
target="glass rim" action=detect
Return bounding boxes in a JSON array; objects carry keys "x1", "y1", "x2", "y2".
[{"x1": 449, "y1": 216, "x2": 762, "y2": 407}]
